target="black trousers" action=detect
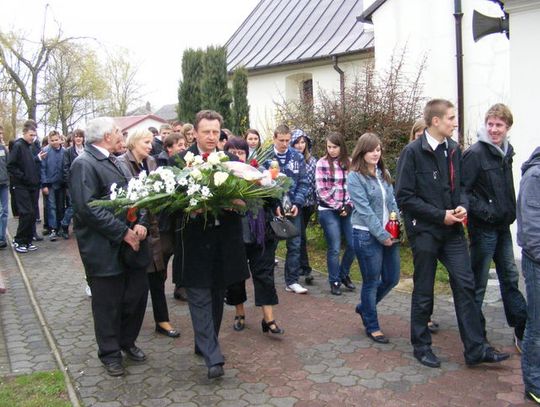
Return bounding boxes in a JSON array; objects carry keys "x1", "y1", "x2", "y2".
[
  {"x1": 409, "y1": 232, "x2": 486, "y2": 363},
  {"x1": 88, "y1": 268, "x2": 149, "y2": 364},
  {"x1": 13, "y1": 187, "x2": 37, "y2": 245},
  {"x1": 300, "y1": 205, "x2": 315, "y2": 274},
  {"x1": 226, "y1": 239, "x2": 279, "y2": 306},
  {"x1": 186, "y1": 287, "x2": 225, "y2": 367},
  {"x1": 148, "y1": 232, "x2": 174, "y2": 323}
]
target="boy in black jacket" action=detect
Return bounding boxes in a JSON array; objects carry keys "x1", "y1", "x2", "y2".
[
  {"x1": 7, "y1": 121, "x2": 43, "y2": 253},
  {"x1": 396, "y1": 99, "x2": 509, "y2": 368}
]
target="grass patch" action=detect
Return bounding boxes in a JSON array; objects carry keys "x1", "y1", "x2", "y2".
[
  {"x1": 278, "y1": 223, "x2": 451, "y2": 294},
  {"x1": 0, "y1": 371, "x2": 70, "y2": 407}
]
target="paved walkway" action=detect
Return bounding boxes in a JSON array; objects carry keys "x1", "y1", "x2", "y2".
[{"x1": 0, "y1": 218, "x2": 532, "y2": 406}]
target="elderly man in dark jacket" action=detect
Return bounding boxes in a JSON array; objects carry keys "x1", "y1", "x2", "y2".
[
  {"x1": 70, "y1": 117, "x2": 149, "y2": 377},
  {"x1": 396, "y1": 99, "x2": 509, "y2": 369},
  {"x1": 171, "y1": 110, "x2": 249, "y2": 380},
  {"x1": 462, "y1": 103, "x2": 527, "y2": 353}
]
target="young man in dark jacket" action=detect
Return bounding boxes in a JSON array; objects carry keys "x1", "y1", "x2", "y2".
[
  {"x1": 396, "y1": 99, "x2": 509, "y2": 368},
  {"x1": 462, "y1": 104, "x2": 527, "y2": 352},
  {"x1": 41, "y1": 131, "x2": 65, "y2": 241},
  {"x1": 263, "y1": 125, "x2": 310, "y2": 294},
  {"x1": 517, "y1": 147, "x2": 540, "y2": 404},
  {"x1": 0, "y1": 126, "x2": 8, "y2": 248},
  {"x1": 7, "y1": 121, "x2": 41, "y2": 253}
]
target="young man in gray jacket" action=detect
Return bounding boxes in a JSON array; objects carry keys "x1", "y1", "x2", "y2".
[{"x1": 517, "y1": 147, "x2": 540, "y2": 404}]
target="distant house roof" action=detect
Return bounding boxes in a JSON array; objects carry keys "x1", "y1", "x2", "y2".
[
  {"x1": 226, "y1": 0, "x2": 374, "y2": 73},
  {"x1": 112, "y1": 115, "x2": 167, "y2": 132},
  {"x1": 357, "y1": 0, "x2": 388, "y2": 23},
  {"x1": 154, "y1": 104, "x2": 178, "y2": 121}
]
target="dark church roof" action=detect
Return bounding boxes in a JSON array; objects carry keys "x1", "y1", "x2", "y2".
[
  {"x1": 357, "y1": 0, "x2": 388, "y2": 23},
  {"x1": 226, "y1": 0, "x2": 374, "y2": 73}
]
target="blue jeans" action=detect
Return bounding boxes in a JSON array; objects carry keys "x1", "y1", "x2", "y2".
[
  {"x1": 521, "y1": 254, "x2": 540, "y2": 396},
  {"x1": 284, "y1": 209, "x2": 303, "y2": 286},
  {"x1": 46, "y1": 187, "x2": 65, "y2": 231},
  {"x1": 318, "y1": 210, "x2": 354, "y2": 285},
  {"x1": 353, "y1": 229, "x2": 400, "y2": 333},
  {"x1": 0, "y1": 184, "x2": 8, "y2": 242},
  {"x1": 469, "y1": 224, "x2": 527, "y2": 339}
]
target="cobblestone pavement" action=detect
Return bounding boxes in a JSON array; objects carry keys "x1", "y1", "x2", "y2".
[{"x1": 0, "y1": 218, "x2": 532, "y2": 406}]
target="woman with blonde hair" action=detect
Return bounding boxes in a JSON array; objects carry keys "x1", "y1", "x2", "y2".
[
  {"x1": 410, "y1": 118, "x2": 426, "y2": 142},
  {"x1": 182, "y1": 123, "x2": 195, "y2": 146},
  {"x1": 118, "y1": 129, "x2": 180, "y2": 338}
]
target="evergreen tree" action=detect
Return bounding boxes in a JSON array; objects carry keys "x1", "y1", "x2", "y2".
[
  {"x1": 200, "y1": 46, "x2": 231, "y2": 127},
  {"x1": 178, "y1": 48, "x2": 204, "y2": 124},
  {"x1": 231, "y1": 67, "x2": 250, "y2": 136}
]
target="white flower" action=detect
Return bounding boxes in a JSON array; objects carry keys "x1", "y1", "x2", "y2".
[
  {"x1": 110, "y1": 183, "x2": 118, "y2": 200},
  {"x1": 189, "y1": 198, "x2": 198, "y2": 207},
  {"x1": 178, "y1": 177, "x2": 188, "y2": 186},
  {"x1": 184, "y1": 151, "x2": 195, "y2": 163},
  {"x1": 201, "y1": 186, "x2": 212, "y2": 198},
  {"x1": 139, "y1": 171, "x2": 147, "y2": 181},
  {"x1": 207, "y1": 152, "x2": 221, "y2": 165},
  {"x1": 186, "y1": 183, "x2": 201, "y2": 196},
  {"x1": 193, "y1": 155, "x2": 204, "y2": 165},
  {"x1": 214, "y1": 171, "x2": 229, "y2": 186},
  {"x1": 259, "y1": 170, "x2": 273, "y2": 186},
  {"x1": 190, "y1": 168, "x2": 202, "y2": 180},
  {"x1": 153, "y1": 181, "x2": 163, "y2": 193},
  {"x1": 217, "y1": 151, "x2": 227, "y2": 160}
]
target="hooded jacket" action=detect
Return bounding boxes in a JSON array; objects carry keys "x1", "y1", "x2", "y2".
[
  {"x1": 462, "y1": 127, "x2": 516, "y2": 228},
  {"x1": 517, "y1": 147, "x2": 540, "y2": 264}
]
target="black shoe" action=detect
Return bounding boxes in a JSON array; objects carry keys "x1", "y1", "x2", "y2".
[
  {"x1": 233, "y1": 315, "x2": 245, "y2": 331},
  {"x1": 366, "y1": 330, "x2": 389, "y2": 344},
  {"x1": 414, "y1": 349, "x2": 441, "y2": 368},
  {"x1": 207, "y1": 364, "x2": 224, "y2": 379},
  {"x1": 173, "y1": 287, "x2": 188, "y2": 301},
  {"x1": 123, "y1": 346, "x2": 146, "y2": 362},
  {"x1": 466, "y1": 347, "x2": 510, "y2": 366},
  {"x1": 330, "y1": 282, "x2": 342, "y2": 296},
  {"x1": 341, "y1": 276, "x2": 356, "y2": 290},
  {"x1": 103, "y1": 361, "x2": 124, "y2": 376},
  {"x1": 261, "y1": 319, "x2": 284, "y2": 334},
  {"x1": 194, "y1": 346, "x2": 203, "y2": 356},
  {"x1": 0, "y1": 241, "x2": 7, "y2": 249},
  {"x1": 427, "y1": 320, "x2": 440, "y2": 334},
  {"x1": 526, "y1": 391, "x2": 540, "y2": 404},
  {"x1": 305, "y1": 274, "x2": 314, "y2": 285},
  {"x1": 59, "y1": 227, "x2": 69, "y2": 239},
  {"x1": 155, "y1": 324, "x2": 180, "y2": 338},
  {"x1": 355, "y1": 304, "x2": 366, "y2": 327}
]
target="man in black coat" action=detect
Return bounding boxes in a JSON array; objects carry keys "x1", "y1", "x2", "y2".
[
  {"x1": 396, "y1": 99, "x2": 509, "y2": 369},
  {"x1": 70, "y1": 117, "x2": 149, "y2": 377},
  {"x1": 171, "y1": 110, "x2": 249, "y2": 379},
  {"x1": 462, "y1": 103, "x2": 527, "y2": 352},
  {"x1": 7, "y1": 120, "x2": 42, "y2": 253}
]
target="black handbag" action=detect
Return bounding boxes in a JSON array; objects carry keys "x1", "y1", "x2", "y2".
[
  {"x1": 269, "y1": 216, "x2": 299, "y2": 240},
  {"x1": 119, "y1": 238, "x2": 152, "y2": 270}
]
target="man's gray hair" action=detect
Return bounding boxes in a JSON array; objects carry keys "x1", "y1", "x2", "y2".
[{"x1": 85, "y1": 117, "x2": 116, "y2": 144}]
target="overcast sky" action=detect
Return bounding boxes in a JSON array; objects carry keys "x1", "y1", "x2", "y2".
[{"x1": 0, "y1": 0, "x2": 260, "y2": 111}]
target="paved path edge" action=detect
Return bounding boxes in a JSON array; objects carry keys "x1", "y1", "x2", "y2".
[{"x1": 6, "y1": 231, "x2": 82, "y2": 407}]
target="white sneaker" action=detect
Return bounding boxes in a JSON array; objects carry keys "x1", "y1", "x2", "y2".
[
  {"x1": 285, "y1": 283, "x2": 308, "y2": 294},
  {"x1": 85, "y1": 285, "x2": 92, "y2": 297}
]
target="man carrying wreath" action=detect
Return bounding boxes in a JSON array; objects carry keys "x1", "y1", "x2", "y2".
[{"x1": 171, "y1": 110, "x2": 249, "y2": 379}]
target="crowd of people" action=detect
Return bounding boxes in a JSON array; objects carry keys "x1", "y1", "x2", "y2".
[{"x1": 0, "y1": 98, "x2": 539, "y2": 403}]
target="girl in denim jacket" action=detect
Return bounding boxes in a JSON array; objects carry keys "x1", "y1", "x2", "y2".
[{"x1": 347, "y1": 133, "x2": 400, "y2": 344}]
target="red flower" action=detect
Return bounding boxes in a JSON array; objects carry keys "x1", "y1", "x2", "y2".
[
  {"x1": 202, "y1": 153, "x2": 209, "y2": 161},
  {"x1": 250, "y1": 159, "x2": 259, "y2": 168},
  {"x1": 126, "y1": 207, "x2": 138, "y2": 223}
]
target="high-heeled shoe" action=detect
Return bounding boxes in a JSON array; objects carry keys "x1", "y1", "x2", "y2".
[
  {"x1": 155, "y1": 324, "x2": 180, "y2": 338},
  {"x1": 233, "y1": 315, "x2": 245, "y2": 331},
  {"x1": 261, "y1": 319, "x2": 284, "y2": 334}
]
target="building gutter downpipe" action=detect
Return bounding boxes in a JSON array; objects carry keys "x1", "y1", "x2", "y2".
[
  {"x1": 333, "y1": 55, "x2": 346, "y2": 116},
  {"x1": 454, "y1": 0, "x2": 465, "y2": 146}
]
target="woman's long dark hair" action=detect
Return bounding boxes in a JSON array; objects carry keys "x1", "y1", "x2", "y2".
[
  {"x1": 350, "y1": 132, "x2": 392, "y2": 184},
  {"x1": 324, "y1": 132, "x2": 349, "y2": 176}
]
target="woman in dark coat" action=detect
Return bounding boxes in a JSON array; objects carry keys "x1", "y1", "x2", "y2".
[
  {"x1": 223, "y1": 137, "x2": 284, "y2": 335},
  {"x1": 118, "y1": 129, "x2": 180, "y2": 338}
]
